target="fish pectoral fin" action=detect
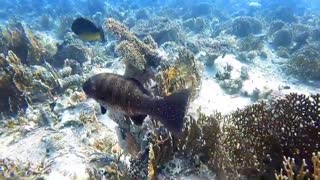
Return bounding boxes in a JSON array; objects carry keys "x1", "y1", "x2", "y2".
[
  {"x1": 100, "y1": 106, "x2": 107, "y2": 114},
  {"x1": 130, "y1": 115, "x2": 146, "y2": 126}
]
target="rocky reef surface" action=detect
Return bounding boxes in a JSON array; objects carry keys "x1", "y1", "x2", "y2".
[{"x1": 0, "y1": 1, "x2": 319, "y2": 179}]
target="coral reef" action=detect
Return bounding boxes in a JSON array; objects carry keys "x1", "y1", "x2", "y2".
[
  {"x1": 133, "y1": 93, "x2": 320, "y2": 179},
  {"x1": 272, "y1": 29, "x2": 293, "y2": 47},
  {"x1": 182, "y1": 3, "x2": 213, "y2": 19},
  {"x1": 214, "y1": 54, "x2": 249, "y2": 94},
  {"x1": 223, "y1": 93, "x2": 319, "y2": 178},
  {"x1": 312, "y1": 28, "x2": 320, "y2": 41},
  {"x1": 183, "y1": 17, "x2": 208, "y2": 32},
  {"x1": 116, "y1": 40, "x2": 147, "y2": 73},
  {"x1": 106, "y1": 18, "x2": 163, "y2": 83},
  {"x1": 107, "y1": 18, "x2": 160, "y2": 62},
  {"x1": 156, "y1": 48, "x2": 201, "y2": 97},
  {"x1": 285, "y1": 44, "x2": 320, "y2": 80},
  {"x1": 0, "y1": 158, "x2": 48, "y2": 178},
  {"x1": 0, "y1": 49, "x2": 84, "y2": 115},
  {"x1": 238, "y1": 36, "x2": 264, "y2": 52},
  {"x1": 0, "y1": 51, "x2": 31, "y2": 114},
  {"x1": 1, "y1": 1, "x2": 320, "y2": 179},
  {"x1": 232, "y1": 16, "x2": 263, "y2": 37},
  {"x1": 268, "y1": 20, "x2": 286, "y2": 35},
  {"x1": 275, "y1": 152, "x2": 320, "y2": 180},
  {"x1": 52, "y1": 36, "x2": 89, "y2": 68},
  {"x1": 131, "y1": 17, "x2": 182, "y2": 45},
  {"x1": 0, "y1": 21, "x2": 54, "y2": 65},
  {"x1": 185, "y1": 33, "x2": 238, "y2": 65}
]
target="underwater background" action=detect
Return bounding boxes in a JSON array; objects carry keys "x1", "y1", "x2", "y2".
[{"x1": 0, "y1": 0, "x2": 319, "y2": 179}]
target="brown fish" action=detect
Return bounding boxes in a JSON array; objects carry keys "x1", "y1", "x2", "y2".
[{"x1": 82, "y1": 73, "x2": 190, "y2": 135}]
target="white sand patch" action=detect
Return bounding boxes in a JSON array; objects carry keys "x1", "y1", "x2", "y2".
[{"x1": 189, "y1": 76, "x2": 252, "y2": 116}]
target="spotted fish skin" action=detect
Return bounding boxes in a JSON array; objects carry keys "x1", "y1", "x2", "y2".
[{"x1": 82, "y1": 73, "x2": 190, "y2": 135}]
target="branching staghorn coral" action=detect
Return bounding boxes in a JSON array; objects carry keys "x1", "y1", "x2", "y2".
[
  {"x1": 106, "y1": 18, "x2": 163, "y2": 81},
  {"x1": 148, "y1": 143, "x2": 157, "y2": 180},
  {"x1": 275, "y1": 152, "x2": 320, "y2": 180},
  {"x1": 134, "y1": 93, "x2": 320, "y2": 179},
  {"x1": 217, "y1": 93, "x2": 320, "y2": 178}
]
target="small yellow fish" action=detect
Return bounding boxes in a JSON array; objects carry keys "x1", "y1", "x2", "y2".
[{"x1": 71, "y1": 17, "x2": 105, "y2": 42}]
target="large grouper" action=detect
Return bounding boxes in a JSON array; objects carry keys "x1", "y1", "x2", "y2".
[{"x1": 82, "y1": 73, "x2": 191, "y2": 135}]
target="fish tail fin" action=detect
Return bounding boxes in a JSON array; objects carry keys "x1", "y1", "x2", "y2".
[
  {"x1": 99, "y1": 26, "x2": 105, "y2": 41},
  {"x1": 151, "y1": 89, "x2": 191, "y2": 135}
]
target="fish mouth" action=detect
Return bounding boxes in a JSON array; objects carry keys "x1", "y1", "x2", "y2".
[{"x1": 82, "y1": 79, "x2": 93, "y2": 97}]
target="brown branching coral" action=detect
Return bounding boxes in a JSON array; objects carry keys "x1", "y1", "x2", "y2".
[
  {"x1": 148, "y1": 143, "x2": 157, "y2": 180},
  {"x1": 116, "y1": 40, "x2": 146, "y2": 73},
  {"x1": 106, "y1": 18, "x2": 162, "y2": 83},
  {"x1": 276, "y1": 152, "x2": 320, "y2": 180},
  {"x1": 216, "y1": 93, "x2": 319, "y2": 178},
  {"x1": 141, "y1": 93, "x2": 320, "y2": 179},
  {"x1": 313, "y1": 152, "x2": 320, "y2": 179},
  {"x1": 156, "y1": 48, "x2": 201, "y2": 98}
]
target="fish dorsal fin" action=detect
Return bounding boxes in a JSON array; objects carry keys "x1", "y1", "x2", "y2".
[
  {"x1": 98, "y1": 26, "x2": 105, "y2": 42},
  {"x1": 130, "y1": 114, "x2": 146, "y2": 126},
  {"x1": 126, "y1": 77, "x2": 151, "y2": 96},
  {"x1": 100, "y1": 106, "x2": 107, "y2": 114}
]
